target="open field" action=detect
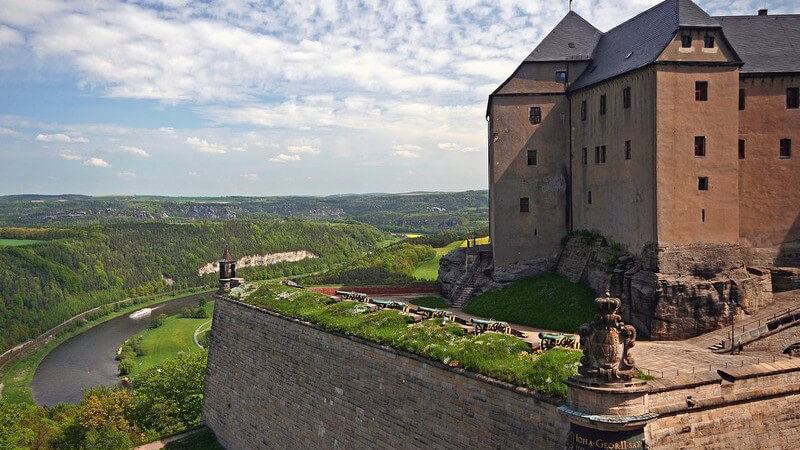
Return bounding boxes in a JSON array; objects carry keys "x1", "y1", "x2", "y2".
[
  {"x1": 411, "y1": 240, "x2": 462, "y2": 281},
  {"x1": 125, "y1": 301, "x2": 215, "y2": 377},
  {"x1": 0, "y1": 239, "x2": 43, "y2": 246},
  {"x1": 0, "y1": 289, "x2": 212, "y2": 404},
  {"x1": 460, "y1": 236, "x2": 490, "y2": 247},
  {"x1": 464, "y1": 274, "x2": 596, "y2": 333}
]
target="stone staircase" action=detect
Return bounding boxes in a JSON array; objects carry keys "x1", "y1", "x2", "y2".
[{"x1": 450, "y1": 271, "x2": 479, "y2": 309}]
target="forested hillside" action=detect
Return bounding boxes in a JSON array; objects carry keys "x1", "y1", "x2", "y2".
[
  {"x1": 0, "y1": 221, "x2": 385, "y2": 353},
  {"x1": 0, "y1": 191, "x2": 488, "y2": 233}
]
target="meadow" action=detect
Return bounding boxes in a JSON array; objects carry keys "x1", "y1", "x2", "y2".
[{"x1": 0, "y1": 239, "x2": 43, "y2": 246}]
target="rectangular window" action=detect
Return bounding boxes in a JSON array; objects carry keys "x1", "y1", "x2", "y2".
[
  {"x1": 582, "y1": 147, "x2": 587, "y2": 164},
  {"x1": 529, "y1": 106, "x2": 542, "y2": 124},
  {"x1": 695, "y1": 81, "x2": 708, "y2": 101},
  {"x1": 738, "y1": 139, "x2": 745, "y2": 159},
  {"x1": 581, "y1": 101, "x2": 586, "y2": 121},
  {"x1": 780, "y1": 139, "x2": 792, "y2": 158},
  {"x1": 556, "y1": 70, "x2": 567, "y2": 83},
  {"x1": 704, "y1": 36, "x2": 715, "y2": 48},
  {"x1": 788, "y1": 88, "x2": 800, "y2": 109},
  {"x1": 739, "y1": 88, "x2": 745, "y2": 110},
  {"x1": 624, "y1": 140, "x2": 631, "y2": 160},
  {"x1": 681, "y1": 34, "x2": 692, "y2": 48},
  {"x1": 623, "y1": 86, "x2": 631, "y2": 109},
  {"x1": 594, "y1": 146, "x2": 600, "y2": 164},
  {"x1": 520, "y1": 197, "x2": 529, "y2": 213},
  {"x1": 600, "y1": 145, "x2": 607, "y2": 163},
  {"x1": 698, "y1": 177, "x2": 709, "y2": 191},
  {"x1": 599, "y1": 94, "x2": 606, "y2": 115},
  {"x1": 527, "y1": 149, "x2": 537, "y2": 166},
  {"x1": 588, "y1": 191, "x2": 592, "y2": 204},
  {"x1": 694, "y1": 136, "x2": 706, "y2": 157}
]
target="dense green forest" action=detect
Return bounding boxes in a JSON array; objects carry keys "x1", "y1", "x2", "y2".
[
  {"x1": 0, "y1": 191, "x2": 488, "y2": 233},
  {"x1": 0, "y1": 221, "x2": 385, "y2": 353}
]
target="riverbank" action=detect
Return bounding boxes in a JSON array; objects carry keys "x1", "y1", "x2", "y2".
[{"x1": 0, "y1": 288, "x2": 213, "y2": 404}]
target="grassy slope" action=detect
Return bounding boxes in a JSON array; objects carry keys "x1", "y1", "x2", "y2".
[
  {"x1": 126, "y1": 302, "x2": 215, "y2": 377},
  {"x1": 236, "y1": 283, "x2": 581, "y2": 398},
  {"x1": 0, "y1": 239, "x2": 43, "y2": 246},
  {"x1": 411, "y1": 240, "x2": 461, "y2": 281},
  {"x1": 464, "y1": 274, "x2": 596, "y2": 333},
  {"x1": 0, "y1": 289, "x2": 213, "y2": 404}
]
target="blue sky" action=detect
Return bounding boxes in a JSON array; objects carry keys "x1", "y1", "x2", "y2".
[{"x1": 0, "y1": 0, "x2": 797, "y2": 196}]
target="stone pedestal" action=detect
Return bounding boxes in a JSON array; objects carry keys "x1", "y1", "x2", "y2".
[{"x1": 559, "y1": 376, "x2": 656, "y2": 449}]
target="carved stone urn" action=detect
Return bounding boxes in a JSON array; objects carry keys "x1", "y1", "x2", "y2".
[{"x1": 577, "y1": 294, "x2": 637, "y2": 382}]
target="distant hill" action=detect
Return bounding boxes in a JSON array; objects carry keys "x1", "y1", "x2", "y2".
[{"x1": 0, "y1": 191, "x2": 489, "y2": 233}]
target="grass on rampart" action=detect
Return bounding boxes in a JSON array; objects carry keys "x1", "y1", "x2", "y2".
[
  {"x1": 0, "y1": 288, "x2": 213, "y2": 404},
  {"x1": 409, "y1": 296, "x2": 449, "y2": 309},
  {"x1": 123, "y1": 301, "x2": 215, "y2": 377},
  {"x1": 234, "y1": 283, "x2": 581, "y2": 398},
  {"x1": 464, "y1": 274, "x2": 596, "y2": 333}
]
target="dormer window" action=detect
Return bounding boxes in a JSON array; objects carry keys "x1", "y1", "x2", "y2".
[
  {"x1": 681, "y1": 34, "x2": 692, "y2": 48},
  {"x1": 556, "y1": 70, "x2": 568, "y2": 83},
  {"x1": 704, "y1": 36, "x2": 715, "y2": 48}
]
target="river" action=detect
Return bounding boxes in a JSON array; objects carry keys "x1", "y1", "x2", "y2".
[{"x1": 32, "y1": 293, "x2": 211, "y2": 406}]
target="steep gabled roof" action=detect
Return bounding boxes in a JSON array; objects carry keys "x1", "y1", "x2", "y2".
[
  {"x1": 524, "y1": 11, "x2": 602, "y2": 62},
  {"x1": 715, "y1": 14, "x2": 800, "y2": 74},
  {"x1": 569, "y1": 0, "x2": 721, "y2": 91}
]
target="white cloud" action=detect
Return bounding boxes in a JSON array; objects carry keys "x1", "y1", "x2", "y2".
[
  {"x1": 187, "y1": 171, "x2": 201, "y2": 176},
  {"x1": 0, "y1": 25, "x2": 24, "y2": 47},
  {"x1": 118, "y1": 171, "x2": 136, "y2": 178},
  {"x1": 0, "y1": 126, "x2": 19, "y2": 136},
  {"x1": 437, "y1": 142, "x2": 458, "y2": 150},
  {"x1": 392, "y1": 144, "x2": 422, "y2": 158},
  {"x1": 83, "y1": 157, "x2": 110, "y2": 167},
  {"x1": 241, "y1": 173, "x2": 259, "y2": 180},
  {"x1": 118, "y1": 145, "x2": 150, "y2": 157},
  {"x1": 288, "y1": 145, "x2": 319, "y2": 155},
  {"x1": 59, "y1": 151, "x2": 83, "y2": 160},
  {"x1": 269, "y1": 153, "x2": 301, "y2": 163},
  {"x1": 231, "y1": 146, "x2": 247, "y2": 152},
  {"x1": 185, "y1": 137, "x2": 226, "y2": 154},
  {"x1": 36, "y1": 133, "x2": 88, "y2": 143},
  {"x1": 460, "y1": 147, "x2": 478, "y2": 153}
]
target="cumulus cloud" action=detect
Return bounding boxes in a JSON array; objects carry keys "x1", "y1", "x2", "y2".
[
  {"x1": 83, "y1": 157, "x2": 110, "y2": 167},
  {"x1": 0, "y1": 26, "x2": 24, "y2": 47},
  {"x1": 392, "y1": 144, "x2": 422, "y2": 158},
  {"x1": 36, "y1": 133, "x2": 88, "y2": 143},
  {"x1": 0, "y1": 126, "x2": 19, "y2": 136},
  {"x1": 288, "y1": 145, "x2": 319, "y2": 155},
  {"x1": 437, "y1": 142, "x2": 458, "y2": 150},
  {"x1": 118, "y1": 145, "x2": 150, "y2": 157},
  {"x1": 185, "y1": 137, "x2": 226, "y2": 154},
  {"x1": 269, "y1": 153, "x2": 301, "y2": 163},
  {"x1": 118, "y1": 171, "x2": 136, "y2": 178}
]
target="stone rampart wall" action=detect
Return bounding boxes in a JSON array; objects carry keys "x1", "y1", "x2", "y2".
[{"x1": 203, "y1": 296, "x2": 568, "y2": 449}]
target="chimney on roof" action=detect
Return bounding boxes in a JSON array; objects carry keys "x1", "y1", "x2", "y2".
[{"x1": 758, "y1": 8, "x2": 768, "y2": 16}]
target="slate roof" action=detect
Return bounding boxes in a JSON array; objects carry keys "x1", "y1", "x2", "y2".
[
  {"x1": 524, "y1": 11, "x2": 601, "y2": 62},
  {"x1": 715, "y1": 14, "x2": 800, "y2": 74},
  {"x1": 569, "y1": 0, "x2": 722, "y2": 91}
]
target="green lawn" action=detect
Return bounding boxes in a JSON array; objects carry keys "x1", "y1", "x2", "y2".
[
  {"x1": 124, "y1": 301, "x2": 214, "y2": 377},
  {"x1": 409, "y1": 296, "x2": 449, "y2": 308},
  {"x1": 0, "y1": 288, "x2": 213, "y2": 404},
  {"x1": 0, "y1": 239, "x2": 43, "y2": 247},
  {"x1": 464, "y1": 274, "x2": 596, "y2": 333},
  {"x1": 411, "y1": 240, "x2": 462, "y2": 281},
  {"x1": 235, "y1": 282, "x2": 581, "y2": 398}
]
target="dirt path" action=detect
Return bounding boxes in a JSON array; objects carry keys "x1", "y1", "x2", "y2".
[
  {"x1": 193, "y1": 320, "x2": 212, "y2": 349},
  {"x1": 133, "y1": 427, "x2": 205, "y2": 450}
]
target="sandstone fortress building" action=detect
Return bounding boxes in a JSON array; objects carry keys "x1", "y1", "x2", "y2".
[{"x1": 484, "y1": 0, "x2": 800, "y2": 338}]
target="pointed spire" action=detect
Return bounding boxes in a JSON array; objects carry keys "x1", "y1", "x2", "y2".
[{"x1": 222, "y1": 248, "x2": 234, "y2": 261}]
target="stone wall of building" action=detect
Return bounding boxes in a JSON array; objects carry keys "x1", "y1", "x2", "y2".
[{"x1": 203, "y1": 296, "x2": 569, "y2": 449}]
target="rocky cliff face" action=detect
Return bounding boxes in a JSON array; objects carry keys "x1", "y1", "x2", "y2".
[{"x1": 559, "y1": 238, "x2": 774, "y2": 340}]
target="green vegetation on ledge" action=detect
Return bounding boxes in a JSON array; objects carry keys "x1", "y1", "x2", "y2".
[
  {"x1": 464, "y1": 274, "x2": 596, "y2": 333},
  {"x1": 233, "y1": 283, "x2": 582, "y2": 398}
]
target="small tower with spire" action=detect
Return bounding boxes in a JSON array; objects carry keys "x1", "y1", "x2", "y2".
[{"x1": 218, "y1": 248, "x2": 242, "y2": 293}]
